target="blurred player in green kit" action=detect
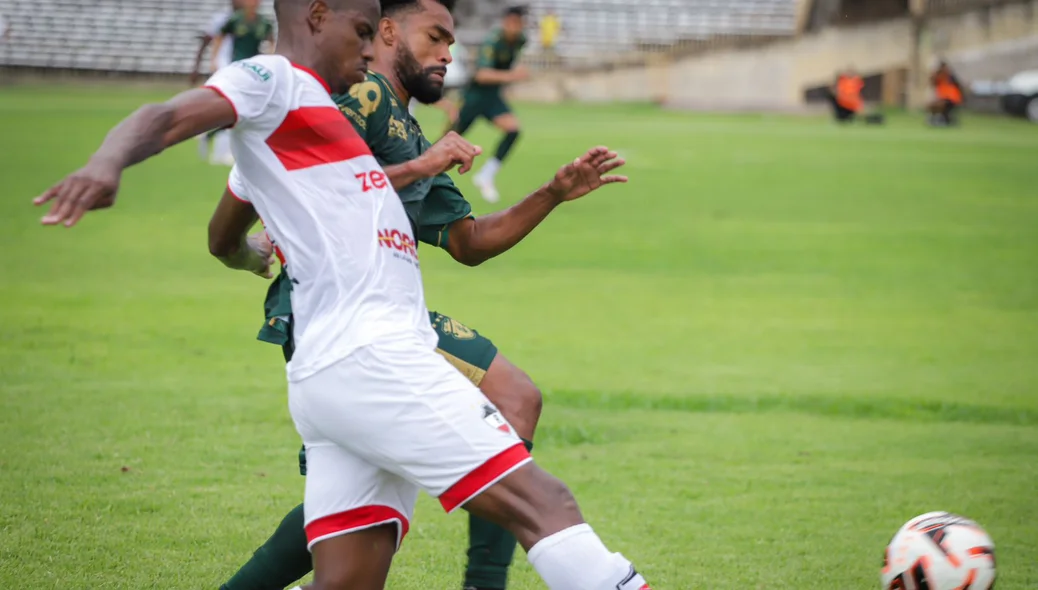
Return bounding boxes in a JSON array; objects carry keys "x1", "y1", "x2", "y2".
[
  {"x1": 207, "y1": 1, "x2": 626, "y2": 590},
  {"x1": 205, "y1": 0, "x2": 275, "y2": 166},
  {"x1": 451, "y1": 5, "x2": 529, "y2": 203}
]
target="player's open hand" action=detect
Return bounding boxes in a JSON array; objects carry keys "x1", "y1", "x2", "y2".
[
  {"x1": 546, "y1": 146, "x2": 627, "y2": 203},
  {"x1": 34, "y1": 158, "x2": 122, "y2": 227},
  {"x1": 419, "y1": 131, "x2": 483, "y2": 176}
]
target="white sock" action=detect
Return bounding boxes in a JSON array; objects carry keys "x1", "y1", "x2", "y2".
[
  {"x1": 527, "y1": 524, "x2": 650, "y2": 590},
  {"x1": 479, "y1": 157, "x2": 501, "y2": 181}
]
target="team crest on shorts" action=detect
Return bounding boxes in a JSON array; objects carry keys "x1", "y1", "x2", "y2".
[{"x1": 482, "y1": 403, "x2": 512, "y2": 434}]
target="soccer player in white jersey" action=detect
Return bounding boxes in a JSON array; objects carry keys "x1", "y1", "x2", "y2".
[{"x1": 32, "y1": 0, "x2": 651, "y2": 588}]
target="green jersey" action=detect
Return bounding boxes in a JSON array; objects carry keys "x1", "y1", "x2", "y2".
[
  {"x1": 335, "y1": 71, "x2": 473, "y2": 244},
  {"x1": 469, "y1": 28, "x2": 526, "y2": 94},
  {"x1": 220, "y1": 11, "x2": 273, "y2": 63}
]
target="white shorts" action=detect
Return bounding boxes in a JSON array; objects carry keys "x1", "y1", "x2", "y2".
[{"x1": 288, "y1": 338, "x2": 531, "y2": 551}]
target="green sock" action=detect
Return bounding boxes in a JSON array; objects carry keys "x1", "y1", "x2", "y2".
[
  {"x1": 463, "y1": 439, "x2": 534, "y2": 590},
  {"x1": 221, "y1": 503, "x2": 312, "y2": 590},
  {"x1": 494, "y1": 130, "x2": 520, "y2": 163}
]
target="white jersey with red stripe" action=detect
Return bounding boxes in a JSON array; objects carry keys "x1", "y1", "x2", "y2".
[{"x1": 206, "y1": 55, "x2": 437, "y2": 382}]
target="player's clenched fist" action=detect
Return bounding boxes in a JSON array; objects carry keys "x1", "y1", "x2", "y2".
[
  {"x1": 416, "y1": 131, "x2": 483, "y2": 176},
  {"x1": 34, "y1": 157, "x2": 122, "y2": 227},
  {"x1": 545, "y1": 146, "x2": 627, "y2": 203}
]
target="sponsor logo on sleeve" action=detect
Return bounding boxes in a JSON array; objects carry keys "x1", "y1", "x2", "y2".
[{"x1": 236, "y1": 60, "x2": 272, "y2": 82}]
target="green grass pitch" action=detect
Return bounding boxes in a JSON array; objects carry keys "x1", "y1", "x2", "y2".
[{"x1": 1, "y1": 84, "x2": 1037, "y2": 589}]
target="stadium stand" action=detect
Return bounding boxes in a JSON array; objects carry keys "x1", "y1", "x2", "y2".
[
  {"x1": 0, "y1": 0, "x2": 797, "y2": 74},
  {"x1": 0, "y1": 0, "x2": 274, "y2": 74},
  {"x1": 523, "y1": 0, "x2": 798, "y2": 63}
]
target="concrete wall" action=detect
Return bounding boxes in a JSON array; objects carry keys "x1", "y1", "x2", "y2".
[{"x1": 509, "y1": 0, "x2": 1038, "y2": 110}]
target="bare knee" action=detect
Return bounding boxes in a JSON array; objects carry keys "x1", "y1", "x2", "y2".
[{"x1": 465, "y1": 464, "x2": 583, "y2": 551}]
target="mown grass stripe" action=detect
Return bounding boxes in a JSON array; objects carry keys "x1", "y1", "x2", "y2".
[{"x1": 546, "y1": 390, "x2": 1038, "y2": 427}]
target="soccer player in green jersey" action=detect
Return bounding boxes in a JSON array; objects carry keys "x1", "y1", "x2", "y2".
[
  {"x1": 210, "y1": 0, "x2": 275, "y2": 71},
  {"x1": 451, "y1": 5, "x2": 529, "y2": 203},
  {"x1": 208, "y1": 2, "x2": 625, "y2": 590}
]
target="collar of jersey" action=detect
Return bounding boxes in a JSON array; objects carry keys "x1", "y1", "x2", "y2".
[
  {"x1": 291, "y1": 63, "x2": 331, "y2": 94},
  {"x1": 368, "y1": 71, "x2": 403, "y2": 105}
]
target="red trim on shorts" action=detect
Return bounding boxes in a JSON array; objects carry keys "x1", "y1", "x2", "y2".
[
  {"x1": 204, "y1": 85, "x2": 239, "y2": 128},
  {"x1": 305, "y1": 505, "x2": 410, "y2": 551},
  {"x1": 292, "y1": 63, "x2": 331, "y2": 93},
  {"x1": 226, "y1": 181, "x2": 248, "y2": 203},
  {"x1": 439, "y1": 443, "x2": 532, "y2": 513}
]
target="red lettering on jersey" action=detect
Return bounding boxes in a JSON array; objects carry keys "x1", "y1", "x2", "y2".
[
  {"x1": 377, "y1": 228, "x2": 418, "y2": 261},
  {"x1": 267, "y1": 106, "x2": 371, "y2": 171},
  {"x1": 355, "y1": 170, "x2": 389, "y2": 192},
  {"x1": 370, "y1": 170, "x2": 388, "y2": 190},
  {"x1": 356, "y1": 172, "x2": 371, "y2": 192}
]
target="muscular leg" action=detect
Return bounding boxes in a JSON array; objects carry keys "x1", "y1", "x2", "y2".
[
  {"x1": 296, "y1": 525, "x2": 397, "y2": 590},
  {"x1": 463, "y1": 464, "x2": 650, "y2": 590},
  {"x1": 480, "y1": 353, "x2": 542, "y2": 442},
  {"x1": 473, "y1": 109, "x2": 521, "y2": 203},
  {"x1": 463, "y1": 352, "x2": 542, "y2": 589},
  {"x1": 452, "y1": 96, "x2": 482, "y2": 137}
]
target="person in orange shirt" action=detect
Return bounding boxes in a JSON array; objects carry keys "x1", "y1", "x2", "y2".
[
  {"x1": 826, "y1": 68, "x2": 865, "y2": 123},
  {"x1": 929, "y1": 61, "x2": 964, "y2": 126}
]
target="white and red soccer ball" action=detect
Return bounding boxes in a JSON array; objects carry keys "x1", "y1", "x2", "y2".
[{"x1": 882, "y1": 511, "x2": 996, "y2": 590}]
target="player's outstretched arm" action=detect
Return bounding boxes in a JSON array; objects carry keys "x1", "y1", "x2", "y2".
[
  {"x1": 446, "y1": 146, "x2": 626, "y2": 266},
  {"x1": 208, "y1": 187, "x2": 275, "y2": 279},
  {"x1": 473, "y1": 66, "x2": 528, "y2": 85},
  {"x1": 33, "y1": 88, "x2": 236, "y2": 228}
]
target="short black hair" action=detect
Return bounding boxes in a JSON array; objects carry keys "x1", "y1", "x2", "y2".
[
  {"x1": 504, "y1": 5, "x2": 526, "y2": 17},
  {"x1": 381, "y1": 0, "x2": 456, "y2": 17}
]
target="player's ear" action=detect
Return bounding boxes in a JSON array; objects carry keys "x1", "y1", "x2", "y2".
[
  {"x1": 307, "y1": 0, "x2": 328, "y2": 33},
  {"x1": 378, "y1": 16, "x2": 396, "y2": 45}
]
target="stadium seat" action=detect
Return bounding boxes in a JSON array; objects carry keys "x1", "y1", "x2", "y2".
[
  {"x1": 0, "y1": 0, "x2": 796, "y2": 73},
  {"x1": 0, "y1": 0, "x2": 275, "y2": 73}
]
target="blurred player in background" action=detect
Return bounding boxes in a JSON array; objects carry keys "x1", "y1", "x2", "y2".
[
  {"x1": 452, "y1": 5, "x2": 529, "y2": 203},
  {"x1": 928, "y1": 61, "x2": 964, "y2": 127},
  {"x1": 206, "y1": 0, "x2": 274, "y2": 165},
  {"x1": 0, "y1": 12, "x2": 10, "y2": 42},
  {"x1": 211, "y1": 0, "x2": 275, "y2": 68},
  {"x1": 213, "y1": 2, "x2": 621, "y2": 589},
  {"x1": 538, "y1": 9, "x2": 561, "y2": 66},
  {"x1": 826, "y1": 67, "x2": 864, "y2": 123},
  {"x1": 192, "y1": 0, "x2": 240, "y2": 163},
  {"x1": 190, "y1": 0, "x2": 240, "y2": 86}
]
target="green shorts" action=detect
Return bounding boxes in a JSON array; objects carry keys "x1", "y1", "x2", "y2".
[
  {"x1": 297, "y1": 310, "x2": 498, "y2": 475},
  {"x1": 456, "y1": 90, "x2": 512, "y2": 132}
]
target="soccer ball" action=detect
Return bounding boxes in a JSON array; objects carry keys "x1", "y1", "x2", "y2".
[{"x1": 881, "y1": 512, "x2": 996, "y2": 590}]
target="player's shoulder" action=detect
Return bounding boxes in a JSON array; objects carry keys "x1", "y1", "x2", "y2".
[
  {"x1": 229, "y1": 54, "x2": 289, "y2": 83},
  {"x1": 338, "y1": 72, "x2": 390, "y2": 118}
]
